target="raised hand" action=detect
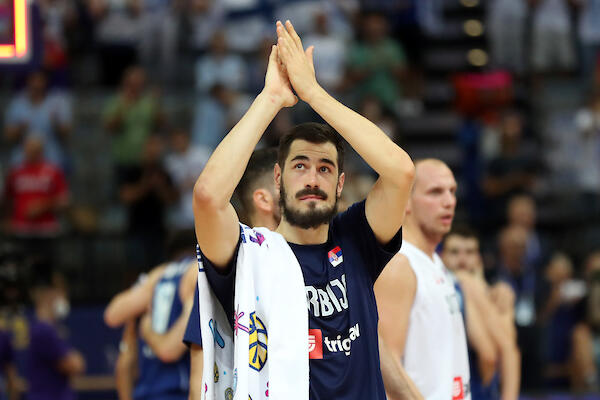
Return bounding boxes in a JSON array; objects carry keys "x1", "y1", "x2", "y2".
[
  {"x1": 276, "y1": 20, "x2": 318, "y2": 103},
  {"x1": 264, "y1": 44, "x2": 298, "y2": 108}
]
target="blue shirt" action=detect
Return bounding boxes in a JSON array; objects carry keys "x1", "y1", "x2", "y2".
[
  {"x1": 185, "y1": 200, "x2": 402, "y2": 400},
  {"x1": 4, "y1": 92, "x2": 72, "y2": 168},
  {"x1": 134, "y1": 258, "x2": 192, "y2": 400}
]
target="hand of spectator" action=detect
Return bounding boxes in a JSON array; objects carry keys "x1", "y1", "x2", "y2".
[
  {"x1": 147, "y1": 171, "x2": 168, "y2": 190},
  {"x1": 25, "y1": 199, "x2": 51, "y2": 219},
  {"x1": 490, "y1": 282, "x2": 516, "y2": 315},
  {"x1": 262, "y1": 42, "x2": 297, "y2": 109},
  {"x1": 275, "y1": 20, "x2": 318, "y2": 103}
]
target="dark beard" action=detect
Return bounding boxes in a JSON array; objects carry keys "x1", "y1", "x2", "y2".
[{"x1": 279, "y1": 179, "x2": 338, "y2": 230}]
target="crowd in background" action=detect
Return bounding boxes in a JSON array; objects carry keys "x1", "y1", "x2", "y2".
[{"x1": 1, "y1": 0, "x2": 600, "y2": 397}]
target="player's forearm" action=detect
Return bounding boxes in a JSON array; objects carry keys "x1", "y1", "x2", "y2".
[
  {"x1": 307, "y1": 86, "x2": 414, "y2": 186},
  {"x1": 144, "y1": 300, "x2": 193, "y2": 363},
  {"x1": 115, "y1": 321, "x2": 137, "y2": 400},
  {"x1": 115, "y1": 355, "x2": 136, "y2": 400},
  {"x1": 189, "y1": 345, "x2": 204, "y2": 400},
  {"x1": 378, "y1": 336, "x2": 423, "y2": 400},
  {"x1": 380, "y1": 348, "x2": 423, "y2": 400},
  {"x1": 145, "y1": 328, "x2": 188, "y2": 363},
  {"x1": 499, "y1": 341, "x2": 521, "y2": 400},
  {"x1": 193, "y1": 92, "x2": 281, "y2": 209}
]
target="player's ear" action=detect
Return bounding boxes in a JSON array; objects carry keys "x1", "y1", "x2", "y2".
[
  {"x1": 274, "y1": 163, "x2": 282, "y2": 192},
  {"x1": 405, "y1": 198, "x2": 413, "y2": 215},
  {"x1": 336, "y1": 172, "x2": 345, "y2": 198},
  {"x1": 253, "y1": 189, "x2": 273, "y2": 214}
]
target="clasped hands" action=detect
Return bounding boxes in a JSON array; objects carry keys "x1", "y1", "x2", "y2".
[{"x1": 264, "y1": 20, "x2": 320, "y2": 108}]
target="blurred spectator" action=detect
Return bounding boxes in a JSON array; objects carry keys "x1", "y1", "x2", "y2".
[
  {"x1": 441, "y1": 227, "x2": 521, "y2": 400},
  {"x1": 570, "y1": 250, "x2": 600, "y2": 392},
  {"x1": 482, "y1": 111, "x2": 539, "y2": 226},
  {"x1": 346, "y1": 11, "x2": 407, "y2": 110},
  {"x1": 220, "y1": 0, "x2": 270, "y2": 53},
  {"x1": 303, "y1": 11, "x2": 347, "y2": 94},
  {"x1": 2, "y1": 137, "x2": 69, "y2": 265},
  {"x1": 103, "y1": 66, "x2": 164, "y2": 180},
  {"x1": 192, "y1": 84, "x2": 253, "y2": 150},
  {"x1": 496, "y1": 226, "x2": 540, "y2": 327},
  {"x1": 496, "y1": 225, "x2": 544, "y2": 390},
  {"x1": 531, "y1": 0, "x2": 576, "y2": 73},
  {"x1": 539, "y1": 253, "x2": 586, "y2": 387},
  {"x1": 415, "y1": 0, "x2": 445, "y2": 36},
  {"x1": 273, "y1": 0, "x2": 357, "y2": 38},
  {"x1": 273, "y1": 0, "x2": 322, "y2": 36},
  {"x1": 118, "y1": 135, "x2": 178, "y2": 271},
  {"x1": 88, "y1": 0, "x2": 142, "y2": 86},
  {"x1": 343, "y1": 96, "x2": 397, "y2": 175},
  {"x1": 0, "y1": 327, "x2": 17, "y2": 400},
  {"x1": 575, "y1": 0, "x2": 600, "y2": 84},
  {"x1": 165, "y1": 128, "x2": 210, "y2": 229},
  {"x1": 507, "y1": 194, "x2": 548, "y2": 270},
  {"x1": 487, "y1": 0, "x2": 528, "y2": 73},
  {"x1": 3, "y1": 71, "x2": 73, "y2": 170},
  {"x1": 195, "y1": 30, "x2": 248, "y2": 94},
  {"x1": 26, "y1": 271, "x2": 85, "y2": 400},
  {"x1": 39, "y1": 0, "x2": 78, "y2": 82},
  {"x1": 137, "y1": 0, "x2": 179, "y2": 84},
  {"x1": 574, "y1": 90, "x2": 600, "y2": 214},
  {"x1": 187, "y1": 0, "x2": 225, "y2": 53}
]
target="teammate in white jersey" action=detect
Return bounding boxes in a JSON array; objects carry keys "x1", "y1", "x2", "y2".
[{"x1": 375, "y1": 159, "x2": 471, "y2": 400}]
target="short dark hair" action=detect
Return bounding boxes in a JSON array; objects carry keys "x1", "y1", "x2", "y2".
[
  {"x1": 166, "y1": 229, "x2": 197, "y2": 259},
  {"x1": 277, "y1": 123, "x2": 345, "y2": 174},
  {"x1": 442, "y1": 226, "x2": 479, "y2": 249},
  {"x1": 234, "y1": 148, "x2": 278, "y2": 224}
]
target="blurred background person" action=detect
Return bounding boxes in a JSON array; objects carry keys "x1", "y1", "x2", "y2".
[
  {"x1": 3, "y1": 70, "x2": 73, "y2": 172},
  {"x1": 346, "y1": 10, "x2": 407, "y2": 112},
  {"x1": 442, "y1": 227, "x2": 520, "y2": 400},
  {"x1": 26, "y1": 269, "x2": 85, "y2": 400},
  {"x1": 103, "y1": 66, "x2": 165, "y2": 185},
  {"x1": 118, "y1": 135, "x2": 178, "y2": 272},
  {"x1": 538, "y1": 252, "x2": 586, "y2": 389},
  {"x1": 2, "y1": 136, "x2": 70, "y2": 266},
  {"x1": 104, "y1": 229, "x2": 197, "y2": 400},
  {"x1": 506, "y1": 194, "x2": 549, "y2": 272},
  {"x1": 530, "y1": 0, "x2": 576, "y2": 74},
  {"x1": 570, "y1": 250, "x2": 600, "y2": 392},
  {"x1": 164, "y1": 128, "x2": 210, "y2": 230},
  {"x1": 482, "y1": 112, "x2": 539, "y2": 230},
  {"x1": 0, "y1": 323, "x2": 18, "y2": 400},
  {"x1": 494, "y1": 225, "x2": 544, "y2": 391}
]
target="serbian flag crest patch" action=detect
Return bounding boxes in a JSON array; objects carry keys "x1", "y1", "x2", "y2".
[{"x1": 328, "y1": 246, "x2": 343, "y2": 267}]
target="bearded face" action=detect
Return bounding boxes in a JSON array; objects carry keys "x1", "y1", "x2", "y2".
[{"x1": 279, "y1": 175, "x2": 339, "y2": 229}]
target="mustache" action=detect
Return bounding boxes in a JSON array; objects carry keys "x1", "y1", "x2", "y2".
[{"x1": 295, "y1": 187, "x2": 328, "y2": 200}]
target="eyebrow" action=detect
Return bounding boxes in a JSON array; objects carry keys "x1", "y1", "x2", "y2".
[{"x1": 290, "y1": 155, "x2": 336, "y2": 167}]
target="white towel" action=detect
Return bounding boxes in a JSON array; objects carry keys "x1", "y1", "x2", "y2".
[{"x1": 197, "y1": 224, "x2": 309, "y2": 400}]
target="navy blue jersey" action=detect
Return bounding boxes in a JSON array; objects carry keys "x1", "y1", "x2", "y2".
[
  {"x1": 183, "y1": 284, "x2": 201, "y2": 347},
  {"x1": 455, "y1": 280, "x2": 500, "y2": 400},
  {"x1": 185, "y1": 200, "x2": 402, "y2": 399},
  {"x1": 134, "y1": 258, "x2": 192, "y2": 400}
]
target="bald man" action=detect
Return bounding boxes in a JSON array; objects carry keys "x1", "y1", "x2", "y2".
[{"x1": 375, "y1": 159, "x2": 471, "y2": 400}]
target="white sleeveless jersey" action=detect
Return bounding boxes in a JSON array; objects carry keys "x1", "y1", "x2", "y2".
[{"x1": 400, "y1": 240, "x2": 471, "y2": 400}]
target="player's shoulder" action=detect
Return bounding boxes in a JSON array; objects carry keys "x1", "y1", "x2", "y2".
[{"x1": 377, "y1": 253, "x2": 415, "y2": 286}]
